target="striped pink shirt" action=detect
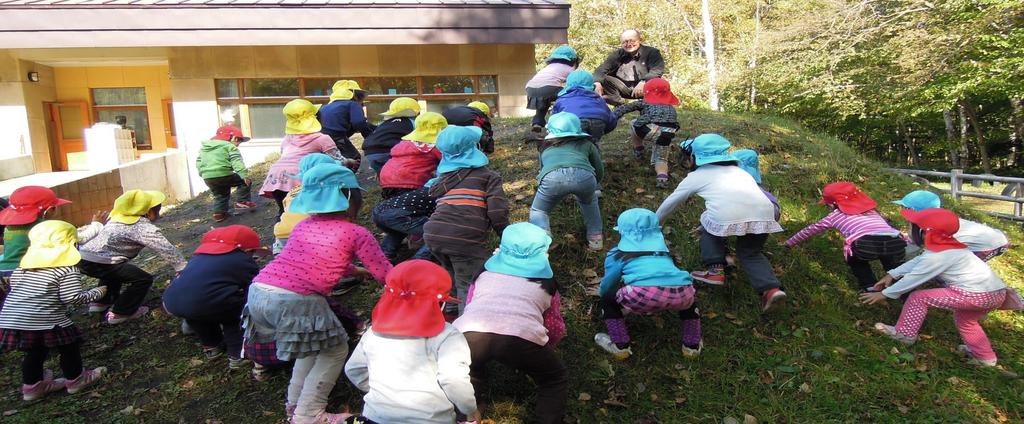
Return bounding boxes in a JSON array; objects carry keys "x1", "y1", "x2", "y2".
[{"x1": 785, "y1": 209, "x2": 900, "y2": 257}]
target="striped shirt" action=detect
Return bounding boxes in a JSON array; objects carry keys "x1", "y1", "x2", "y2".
[
  {"x1": 0, "y1": 266, "x2": 104, "y2": 330},
  {"x1": 424, "y1": 167, "x2": 509, "y2": 258},
  {"x1": 785, "y1": 209, "x2": 900, "y2": 257}
]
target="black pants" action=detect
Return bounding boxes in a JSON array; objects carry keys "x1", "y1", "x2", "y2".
[
  {"x1": 23, "y1": 343, "x2": 82, "y2": 384},
  {"x1": 186, "y1": 308, "x2": 244, "y2": 358},
  {"x1": 78, "y1": 260, "x2": 153, "y2": 316},
  {"x1": 599, "y1": 76, "x2": 641, "y2": 106},
  {"x1": 599, "y1": 284, "x2": 700, "y2": 321},
  {"x1": 271, "y1": 190, "x2": 289, "y2": 217},
  {"x1": 204, "y1": 174, "x2": 251, "y2": 214},
  {"x1": 328, "y1": 134, "x2": 362, "y2": 162},
  {"x1": 462, "y1": 332, "x2": 568, "y2": 424},
  {"x1": 579, "y1": 118, "x2": 607, "y2": 144},
  {"x1": 526, "y1": 86, "x2": 562, "y2": 127},
  {"x1": 847, "y1": 235, "x2": 906, "y2": 289}
]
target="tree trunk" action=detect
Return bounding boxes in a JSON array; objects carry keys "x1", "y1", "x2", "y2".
[
  {"x1": 943, "y1": 109, "x2": 959, "y2": 167},
  {"x1": 958, "y1": 104, "x2": 970, "y2": 167},
  {"x1": 748, "y1": 0, "x2": 761, "y2": 111},
  {"x1": 702, "y1": 0, "x2": 720, "y2": 111},
  {"x1": 895, "y1": 123, "x2": 906, "y2": 165},
  {"x1": 959, "y1": 99, "x2": 993, "y2": 174},
  {"x1": 1010, "y1": 97, "x2": 1024, "y2": 167}
]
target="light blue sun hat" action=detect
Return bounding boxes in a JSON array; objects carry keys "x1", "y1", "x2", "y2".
[
  {"x1": 893, "y1": 190, "x2": 941, "y2": 211},
  {"x1": 484, "y1": 222, "x2": 553, "y2": 279},
  {"x1": 289, "y1": 163, "x2": 361, "y2": 214},
  {"x1": 732, "y1": 149, "x2": 763, "y2": 184},
  {"x1": 559, "y1": 70, "x2": 594, "y2": 96},
  {"x1": 545, "y1": 112, "x2": 591, "y2": 140},
  {"x1": 436, "y1": 125, "x2": 488, "y2": 174},
  {"x1": 614, "y1": 208, "x2": 669, "y2": 253},
  {"x1": 689, "y1": 134, "x2": 739, "y2": 166},
  {"x1": 546, "y1": 45, "x2": 578, "y2": 63}
]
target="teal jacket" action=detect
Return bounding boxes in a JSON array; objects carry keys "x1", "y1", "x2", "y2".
[
  {"x1": 538, "y1": 138, "x2": 604, "y2": 182},
  {"x1": 598, "y1": 248, "x2": 691, "y2": 296},
  {"x1": 197, "y1": 140, "x2": 248, "y2": 179}
]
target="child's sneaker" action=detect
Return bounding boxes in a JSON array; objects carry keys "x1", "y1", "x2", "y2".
[
  {"x1": 761, "y1": 288, "x2": 787, "y2": 313},
  {"x1": 252, "y1": 364, "x2": 270, "y2": 382},
  {"x1": 21, "y1": 370, "x2": 66, "y2": 401},
  {"x1": 291, "y1": 411, "x2": 353, "y2": 424},
  {"x1": 233, "y1": 201, "x2": 257, "y2": 209},
  {"x1": 691, "y1": 269, "x2": 726, "y2": 286},
  {"x1": 285, "y1": 402, "x2": 296, "y2": 418},
  {"x1": 106, "y1": 306, "x2": 149, "y2": 325},
  {"x1": 213, "y1": 213, "x2": 228, "y2": 222},
  {"x1": 228, "y1": 356, "x2": 248, "y2": 370},
  {"x1": 594, "y1": 333, "x2": 632, "y2": 360},
  {"x1": 681, "y1": 341, "x2": 703, "y2": 358},
  {"x1": 632, "y1": 146, "x2": 645, "y2": 160},
  {"x1": 656, "y1": 174, "x2": 670, "y2": 188},
  {"x1": 180, "y1": 320, "x2": 194, "y2": 335},
  {"x1": 587, "y1": 235, "x2": 603, "y2": 251},
  {"x1": 957, "y1": 345, "x2": 997, "y2": 367},
  {"x1": 87, "y1": 302, "x2": 111, "y2": 313},
  {"x1": 66, "y1": 367, "x2": 105, "y2": 394},
  {"x1": 330, "y1": 277, "x2": 361, "y2": 296},
  {"x1": 872, "y1": 323, "x2": 917, "y2": 346},
  {"x1": 203, "y1": 346, "x2": 224, "y2": 360}
]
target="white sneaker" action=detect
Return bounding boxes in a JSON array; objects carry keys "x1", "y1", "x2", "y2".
[
  {"x1": 88, "y1": 302, "x2": 111, "y2": 313},
  {"x1": 594, "y1": 333, "x2": 632, "y2": 360},
  {"x1": 681, "y1": 341, "x2": 703, "y2": 358},
  {"x1": 957, "y1": 345, "x2": 997, "y2": 367},
  {"x1": 873, "y1": 323, "x2": 917, "y2": 346}
]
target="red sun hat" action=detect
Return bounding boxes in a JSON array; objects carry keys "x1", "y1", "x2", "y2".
[
  {"x1": 212, "y1": 125, "x2": 250, "y2": 142},
  {"x1": 371, "y1": 259, "x2": 457, "y2": 338},
  {"x1": 194, "y1": 225, "x2": 268, "y2": 255},
  {"x1": 642, "y1": 78, "x2": 679, "y2": 106},
  {"x1": 819, "y1": 182, "x2": 877, "y2": 214},
  {"x1": 900, "y1": 207, "x2": 967, "y2": 252},
  {"x1": 0, "y1": 186, "x2": 71, "y2": 226}
]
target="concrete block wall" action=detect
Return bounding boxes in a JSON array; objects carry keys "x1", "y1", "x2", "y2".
[{"x1": 46, "y1": 169, "x2": 122, "y2": 226}]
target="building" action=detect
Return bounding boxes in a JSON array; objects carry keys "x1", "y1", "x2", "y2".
[{"x1": 0, "y1": 0, "x2": 569, "y2": 222}]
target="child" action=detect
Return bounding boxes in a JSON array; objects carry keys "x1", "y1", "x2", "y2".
[
  {"x1": 453, "y1": 222, "x2": 567, "y2": 424},
  {"x1": 259, "y1": 99, "x2": 348, "y2": 216},
  {"x1": 785, "y1": 182, "x2": 906, "y2": 292},
  {"x1": 197, "y1": 124, "x2": 256, "y2": 222},
  {"x1": 528, "y1": 112, "x2": 605, "y2": 250},
  {"x1": 0, "y1": 221, "x2": 107, "y2": 400},
  {"x1": 0, "y1": 186, "x2": 72, "y2": 312},
  {"x1": 345, "y1": 259, "x2": 481, "y2": 424},
  {"x1": 657, "y1": 134, "x2": 786, "y2": 312},
  {"x1": 163, "y1": 225, "x2": 266, "y2": 369},
  {"x1": 361, "y1": 97, "x2": 420, "y2": 175},
  {"x1": 860, "y1": 208, "x2": 1010, "y2": 367},
  {"x1": 272, "y1": 153, "x2": 338, "y2": 254},
  {"x1": 551, "y1": 70, "x2": 618, "y2": 143},
  {"x1": 79, "y1": 190, "x2": 187, "y2": 324},
  {"x1": 594, "y1": 209, "x2": 702, "y2": 359},
  {"x1": 371, "y1": 186, "x2": 435, "y2": 262},
  {"x1": 893, "y1": 190, "x2": 1010, "y2": 261},
  {"x1": 733, "y1": 149, "x2": 780, "y2": 221},
  {"x1": 442, "y1": 101, "x2": 495, "y2": 154},
  {"x1": 612, "y1": 77, "x2": 680, "y2": 187},
  {"x1": 378, "y1": 112, "x2": 447, "y2": 199},
  {"x1": 317, "y1": 80, "x2": 377, "y2": 163},
  {"x1": 244, "y1": 163, "x2": 391, "y2": 423},
  {"x1": 525, "y1": 45, "x2": 579, "y2": 136},
  {"x1": 424, "y1": 125, "x2": 510, "y2": 315}
]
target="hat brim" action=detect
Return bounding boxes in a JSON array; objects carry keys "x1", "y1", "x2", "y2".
[
  {"x1": 289, "y1": 186, "x2": 351, "y2": 214},
  {"x1": 694, "y1": 154, "x2": 739, "y2": 166},
  {"x1": 484, "y1": 255, "x2": 554, "y2": 279},
  {"x1": 834, "y1": 196, "x2": 877, "y2": 215},
  {"x1": 381, "y1": 110, "x2": 419, "y2": 118},
  {"x1": 236, "y1": 137, "x2": 251, "y2": 143},
  {"x1": 0, "y1": 198, "x2": 70, "y2": 226},
  {"x1": 404, "y1": 131, "x2": 440, "y2": 144},
  {"x1": 20, "y1": 245, "x2": 81, "y2": 269},
  {"x1": 545, "y1": 131, "x2": 591, "y2": 140}
]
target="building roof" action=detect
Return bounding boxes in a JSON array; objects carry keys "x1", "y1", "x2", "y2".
[{"x1": 0, "y1": 2, "x2": 569, "y2": 48}]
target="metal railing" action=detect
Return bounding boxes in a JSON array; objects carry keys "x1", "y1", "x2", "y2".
[{"x1": 888, "y1": 168, "x2": 1024, "y2": 222}]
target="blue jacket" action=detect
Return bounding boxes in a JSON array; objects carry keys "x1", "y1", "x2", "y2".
[
  {"x1": 317, "y1": 100, "x2": 376, "y2": 140},
  {"x1": 598, "y1": 248, "x2": 691, "y2": 296},
  {"x1": 552, "y1": 87, "x2": 618, "y2": 131},
  {"x1": 162, "y1": 251, "x2": 259, "y2": 318}
]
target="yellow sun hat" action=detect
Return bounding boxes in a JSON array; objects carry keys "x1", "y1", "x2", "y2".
[
  {"x1": 20, "y1": 220, "x2": 80, "y2": 269},
  {"x1": 110, "y1": 189, "x2": 167, "y2": 224},
  {"x1": 381, "y1": 97, "x2": 421, "y2": 118},
  {"x1": 402, "y1": 112, "x2": 448, "y2": 144},
  {"x1": 468, "y1": 101, "x2": 490, "y2": 116},
  {"x1": 329, "y1": 80, "x2": 363, "y2": 102},
  {"x1": 283, "y1": 99, "x2": 322, "y2": 135}
]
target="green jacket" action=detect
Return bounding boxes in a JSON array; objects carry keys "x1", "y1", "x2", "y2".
[
  {"x1": 538, "y1": 138, "x2": 604, "y2": 183},
  {"x1": 196, "y1": 139, "x2": 248, "y2": 179}
]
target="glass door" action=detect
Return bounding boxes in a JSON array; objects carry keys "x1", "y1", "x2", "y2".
[{"x1": 48, "y1": 101, "x2": 91, "y2": 171}]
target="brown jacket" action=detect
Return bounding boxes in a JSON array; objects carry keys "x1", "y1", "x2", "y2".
[{"x1": 424, "y1": 167, "x2": 509, "y2": 258}]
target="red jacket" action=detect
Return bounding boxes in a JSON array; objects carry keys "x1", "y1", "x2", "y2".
[{"x1": 379, "y1": 141, "x2": 443, "y2": 189}]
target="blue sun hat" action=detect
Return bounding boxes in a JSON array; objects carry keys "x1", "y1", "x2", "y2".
[
  {"x1": 289, "y1": 163, "x2": 362, "y2": 214},
  {"x1": 732, "y1": 149, "x2": 763, "y2": 183},
  {"x1": 546, "y1": 45, "x2": 578, "y2": 63},
  {"x1": 285, "y1": 153, "x2": 338, "y2": 179},
  {"x1": 893, "y1": 190, "x2": 941, "y2": 211},
  {"x1": 688, "y1": 134, "x2": 738, "y2": 166},
  {"x1": 484, "y1": 222, "x2": 553, "y2": 279},
  {"x1": 545, "y1": 112, "x2": 591, "y2": 140},
  {"x1": 614, "y1": 208, "x2": 669, "y2": 252},
  {"x1": 559, "y1": 70, "x2": 594, "y2": 96},
  {"x1": 436, "y1": 125, "x2": 488, "y2": 174}
]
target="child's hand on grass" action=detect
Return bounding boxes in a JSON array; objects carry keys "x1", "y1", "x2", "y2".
[
  {"x1": 872, "y1": 274, "x2": 894, "y2": 292},
  {"x1": 859, "y1": 292, "x2": 888, "y2": 305}
]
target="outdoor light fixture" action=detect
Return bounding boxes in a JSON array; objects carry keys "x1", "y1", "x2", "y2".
[{"x1": 27, "y1": 71, "x2": 39, "y2": 82}]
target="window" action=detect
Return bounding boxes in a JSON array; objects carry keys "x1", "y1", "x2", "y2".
[
  {"x1": 215, "y1": 75, "x2": 499, "y2": 139},
  {"x1": 92, "y1": 87, "x2": 152, "y2": 149}
]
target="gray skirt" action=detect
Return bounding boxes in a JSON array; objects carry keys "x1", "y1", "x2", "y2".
[{"x1": 243, "y1": 283, "x2": 348, "y2": 361}]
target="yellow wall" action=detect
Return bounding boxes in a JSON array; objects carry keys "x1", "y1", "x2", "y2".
[{"x1": 54, "y1": 65, "x2": 173, "y2": 152}]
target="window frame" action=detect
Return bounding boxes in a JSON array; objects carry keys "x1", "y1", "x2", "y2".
[{"x1": 90, "y1": 87, "x2": 153, "y2": 149}]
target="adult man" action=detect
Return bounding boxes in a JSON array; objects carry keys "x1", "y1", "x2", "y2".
[{"x1": 593, "y1": 30, "x2": 666, "y2": 106}]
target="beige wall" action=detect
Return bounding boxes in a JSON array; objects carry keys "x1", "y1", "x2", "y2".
[{"x1": 0, "y1": 51, "x2": 56, "y2": 175}]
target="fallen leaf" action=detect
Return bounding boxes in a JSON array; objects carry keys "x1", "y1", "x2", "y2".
[
  {"x1": 644, "y1": 194, "x2": 655, "y2": 199},
  {"x1": 181, "y1": 380, "x2": 196, "y2": 389},
  {"x1": 635, "y1": 382, "x2": 647, "y2": 393},
  {"x1": 916, "y1": 364, "x2": 928, "y2": 372},
  {"x1": 635, "y1": 188, "x2": 646, "y2": 194},
  {"x1": 650, "y1": 394, "x2": 658, "y2": 401},
  {"x1": 674, "y1": 397, "x2": 687, "y2": 405},
  {"x1": 582, "y1": 268, "x2": 598, "y2": 279},
  {"x1": 724, "y1": 313, "x2": 738, "y2": 320},
  {"x1": 3, "y1": 410, "x2": 18, "y2": 417},
  {"x1": 602, "y1": 399, "x2": 628, "y2": 408},
  {"x1": 744, "y1": 415, "x2": 758, "y2": 424},
  {"x1": 799, "y1": 382, "x2": 812, "y2": 393},
  {"x1": 833, "y1": 346, "x2": 849, "y2": 356},
  {"x1": 705, "y1": 311, "x2": 719, "y2": 320},
  {"x1": 189, "y1": 358, "x2": 204, "y2": 367},
  {"x1": 897, "y1": 405, "x2": 910, "y2": 414},
  {"x1": 890, "y1": 347, "x2": 900, "y2": 355},
  {"x1": 947, "y1": 377, "x2": 962, "y2": 385},
  {"x1": 578, "y1": 392, "x2": 592, "y2": 401},
  {"x1": 724, "y1": 417, "x2": 740, "y2": 424}
]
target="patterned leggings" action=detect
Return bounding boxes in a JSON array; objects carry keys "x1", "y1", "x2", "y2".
[{"x1": 895, "y1": 287, "x2": 1006, "y2": 361}]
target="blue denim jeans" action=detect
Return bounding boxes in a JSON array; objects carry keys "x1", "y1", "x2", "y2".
[
  {"x1": 363, "y1": 152, "x2": 391, "y2": 176},
  {"x1": 371, "y1": 208, "x2": 431, "y2": 260},
  {"x1": 529, "y1": 167, "x2": 602, "y2": 237}
]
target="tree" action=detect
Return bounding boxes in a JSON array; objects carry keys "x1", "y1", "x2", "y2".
[{"x1": 701, "y1": 0, "x2": 720, "y2": 111}]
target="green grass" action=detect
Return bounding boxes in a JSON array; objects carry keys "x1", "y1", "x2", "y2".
[{"x1": 2, "y1": 110, "x2": 1022, "y2": 423}]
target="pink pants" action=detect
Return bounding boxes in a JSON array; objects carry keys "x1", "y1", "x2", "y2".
[{"x1": 895, "y1": 287, "x2": 1006, "y2": 361}]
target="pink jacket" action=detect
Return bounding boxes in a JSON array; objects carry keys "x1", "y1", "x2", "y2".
[
  {"x1": 379, "y1": 141, "x2": 443, "y2": 190},
  {"x1": 259, "y1": 133, "x2": 340, "y2": 195}
]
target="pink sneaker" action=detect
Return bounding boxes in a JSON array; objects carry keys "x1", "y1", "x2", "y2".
[
  {"x1": 106, "y1": 306, "x2": 150, "y2": 325},
  {"x1": 66, "y1": 367, "x2": 105, "y2": 394},
  {"x1": 691, "y1": 269, "x2": 726, "y2": 286},
  {"x1": 290, "y1": 411, "x2": 353, "y2": 424},
  {"x1": 21, "y1": 370, "x2": 66, "y2": 401}
]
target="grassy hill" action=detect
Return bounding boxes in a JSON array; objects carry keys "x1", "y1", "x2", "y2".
[{"x1": 1, "y1": 110, "x2": 1022, "y2": 423}]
